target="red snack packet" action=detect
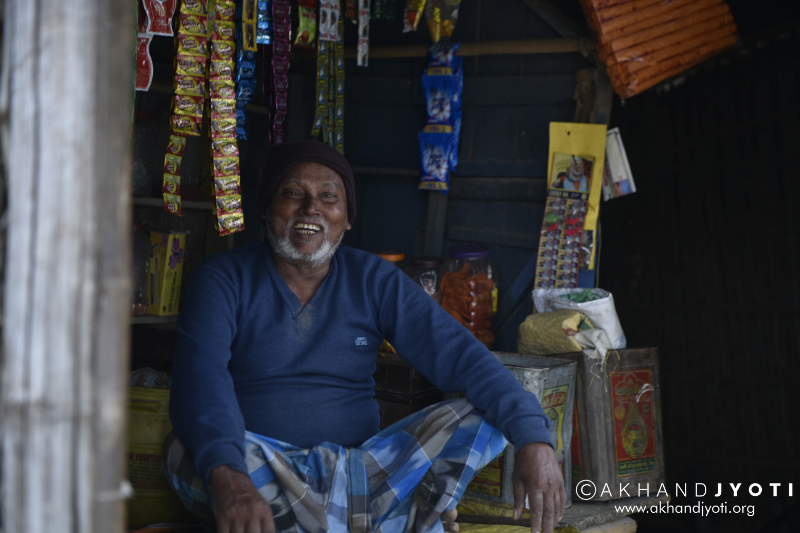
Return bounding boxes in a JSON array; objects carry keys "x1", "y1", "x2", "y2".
[
  {"x1": 164, "y1": 154, "x2": 182, "y2": 175},
  {"x1": 179, "y1": 13, "x2": 208, "y2": 36},
  {"x1": 211, "y1": 139, "x2": 240, "y2": 158},
  {"x1": 210, "y1": 98, "x2": 237, "y2": 118},
  {"x1": 163, "y1": 193, "x2": 182, "y2": 216},
  {"x1": 143, "y1": 0, "x2": 177, "y2": 36},
  {"x1": 211, "y1": 40, "x2": 236, "y2": 61},
  {"x1": 210, "y1": 79, "x2": 236, "y2": 99},
  {"x1": 163, "y1": 174, "x2": 181, "y2": 195},
  {"x1": 213, "y1": 157, "x2": 240, "y2": 177},
  {"x1": 174, "y1": 75, "x2": 206, "y2": 97},
  {"x1": 174, "y1": 94, "x2": 204, "y2": 117},
  {"x1": 214, "y1": 176, "x2": 242, "y2": 195}
]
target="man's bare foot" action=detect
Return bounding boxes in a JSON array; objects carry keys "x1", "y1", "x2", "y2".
[{"x1": 442, "y1": 509, "x2": 459, "y2": 533}]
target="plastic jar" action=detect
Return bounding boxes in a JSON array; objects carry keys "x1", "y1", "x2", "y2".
[
  {"x1": 404, "y1": 257, "x2": 443, "y2": 304},
  {"x1": 131, "y1": 225, "x2": 151, "y2": 316},
  {"x1": 441, "y1": 245, "x2": 498, "y2": 349},
  {"x1": 374, "y1": 251, "x2": 405, "y2": 268}
]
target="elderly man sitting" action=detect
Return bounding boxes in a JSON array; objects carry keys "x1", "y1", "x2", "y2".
[{"x1": 163, "y1": 141, "x2": 565, "y2": 533}]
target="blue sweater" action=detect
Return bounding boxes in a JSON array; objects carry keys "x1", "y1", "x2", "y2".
[{"x1": 170, "y1": 243, "x2": 552, "y2": 481}]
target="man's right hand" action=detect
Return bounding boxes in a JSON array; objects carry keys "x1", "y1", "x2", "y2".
[{"x1": 209, "y1": 465, "x2": 275, "y2": 533}]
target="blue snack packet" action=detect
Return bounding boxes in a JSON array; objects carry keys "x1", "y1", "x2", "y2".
[
  {"x1": 418, "y1": 126, "x2": 454, "y2": 192},
  {"x1": 422, "y1": 66, "x2": 455, "y2": 125},
  {"x1": 427, "y1": 42, "x2": 459, "y2": 68},
  {"x1": 450, "y1": 56, "x2": 463, "y2": 171},
  {"x1": 237, "y1": 79, "x2": 257, "y2": 99}
]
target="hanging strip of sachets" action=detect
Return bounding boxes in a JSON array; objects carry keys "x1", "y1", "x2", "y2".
[
  {"x1": 210, "y1": 0, "x2": 245, "y2": 235},
  {"x1": 270, "y1": 0, "x2": 291, "y2": 144},
  {"x1": 357, "y1": 0, "x2": 370, "y2": 66},
  {"x1": 164, "y1": 0, "x2": 209, "y2": 216}
]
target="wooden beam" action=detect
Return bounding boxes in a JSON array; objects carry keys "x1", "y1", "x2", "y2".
[
  {"x1": 344, "y1": 38, "x2": 590, "y2": 59},
  {"x1": 1, "y1": 0, "x2": 132, "y2": 531}
]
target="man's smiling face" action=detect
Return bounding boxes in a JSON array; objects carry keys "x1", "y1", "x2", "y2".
[{"x1": 265, "y1": 161, "x2": 351, "y2": 269}]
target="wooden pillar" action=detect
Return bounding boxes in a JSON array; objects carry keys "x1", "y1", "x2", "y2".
[{"x1": 0, "y1": 1, "x2": 133, "y2": 531}]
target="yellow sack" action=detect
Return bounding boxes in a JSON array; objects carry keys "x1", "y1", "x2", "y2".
[{"x1": 517, "y1": 310, "x2": 593, "y2": 356}]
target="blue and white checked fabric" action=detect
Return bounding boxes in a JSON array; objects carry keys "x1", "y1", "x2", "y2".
[{"x1": 163, "y1": 398, "x2": 508, "y2": 533}]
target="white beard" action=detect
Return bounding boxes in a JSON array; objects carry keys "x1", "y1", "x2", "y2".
[{"x1": 266, "y1": 214, "x2": 346, "y2": 270}]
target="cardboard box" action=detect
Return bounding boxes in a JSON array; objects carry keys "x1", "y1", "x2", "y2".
[{"x1": 145, "y1": 232, "x2": 186, "y2": 316}]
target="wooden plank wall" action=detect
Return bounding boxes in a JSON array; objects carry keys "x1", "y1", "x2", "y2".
[
  {"x1": 303, "y1": 0, "x2": 593, "y2": 351},
  {"x1": 601, "y1": 34, "x2": 800, "y2": 532}
]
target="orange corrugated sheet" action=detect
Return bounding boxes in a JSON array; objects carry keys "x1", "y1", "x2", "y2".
[{"x1": 579, "y1": 0, "x2": 739, "y2": 97}]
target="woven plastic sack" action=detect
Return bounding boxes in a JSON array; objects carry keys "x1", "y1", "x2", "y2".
[
  {"x1": 517, "y1": 309, "x2": 594, "y2": 356},
  {"x1": 532, "y1": 288, "x2": 627, "y2": 349}
]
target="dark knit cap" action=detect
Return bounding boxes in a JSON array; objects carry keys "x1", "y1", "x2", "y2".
[{"x1": 257, "y1": 140, "x2": 357, "y2": 225}]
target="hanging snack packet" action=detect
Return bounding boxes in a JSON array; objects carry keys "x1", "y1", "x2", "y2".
[
  {"x1": 216, "y1": 194, "x2": 243, "y2": 215},
  {"x1": 174, "y1": 95, "x2": 205, "y2": 117},
  {"x1": 216, "y1": 0, "x2": 236, "y2": 21},
  {"x1": 144, "y1": 0, "x2": 178, "y2": 36},
  {"x1": 172, "y1": 115, "x2": 202, "y2": 136},
  {"x1": 179, "y1": 14, "x2": 209, "y2": 36},
  {"x1": 167, "y1": 135, "x2": 187, "y2": 156},
  {"x1": 174, "y1": 75, "x2": 206, "y2": 97},
  {"x1": 211, "y1": 40, "x2": 236, "y2": 60},
  {"x1": 177, "y1": 55, "x2": 207, "y2": 77},
  {"x1": 181, "y1": 0, "x2": 208, "y2": 15},
  {"x1": 357, "y1": 0, "x2": 370, "y2": 66},
  {"x1": 211, "y1": 118, "x2": 237, "y2": 138},
  {"x1": 213, "y1": 157, "x2": 240, "y2": 177},
  {"x1": 218, "y1": 213, "x2": 246, "y2": 236},
  {"x1": 163, "y1": 174, "x2": 182, "y2": 195},
  {"x1": 210, "y1": 60, "x2": 235, "y2": 79},
  {"x1": 213, "y1": 20, "x2": 237, "y2": 40},
  {"x1": 163, "y1": 193, "x2": 182, "y2": 216},
  {"x1": 210, "y1": 79, "x2": 236, "y2": 99},
  {"x1": 215, "y1": 176, "x2": 242, "y2": 195},
  {"x1": 422, "y1": 65, "x2": 455, "y2": 124},
  {"x1": 177, "y1": 34, "x2": 208, "y2": 56},
  {"x1": 164, "y1": 154, "x2": 182, "y2": 175},
  {"x1": 439, "y1": 0, "x2": 460, "y2": 40},
  {"x1": 294, "y1": 0, "x2": 317, "y2": 49},
  {"x1": 418, "y1": 127, "x2": 453, "y2": 192},
  {"x1": 424, "y1": 0, "x2": 441, "y2": 43},
  {"x1": 210, "y1": 98, "x2": 237, "y2": 118},
  {"x1": 428, "y1": 41, "x2": 457, "y2": 66},
  {"x1": 212, "y1": 139, "x2": 240, "y2": 158},
  {"x1": 403, "y1": 0, "x2": 425, "y2": 32}
]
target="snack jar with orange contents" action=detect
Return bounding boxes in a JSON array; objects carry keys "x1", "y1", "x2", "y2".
[{"x1": 441, "y1": 245, "x2": 498, "y2": 349}]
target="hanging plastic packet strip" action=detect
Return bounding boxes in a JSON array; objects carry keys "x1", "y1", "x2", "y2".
[
  {"x1": 418, "y1": 127, "x2": 453, "y2": 192},
  {"x1": 334, "y1": 16, "x2": 344, "y2": 152},
  {"x1": 167, "y1": 135, "x2": 187, "y2": 156},
  {"x1": 211, "y1": 40, "x2": 236, "y2": 60},
  {"x1": 346, "y1": 0, "x2": 357, "y2": 21},
  {"x1": 450, "y1": 55, "x2": 462, "y2": 171},
  {"x1": 174, "y1": 95, "x2": 205, "y2": 117},
  {"x1": 216, "y1": 194, "x2": 243, "y2": 216},
  {"x1": 163, "y1": 193, "x2": 182, "y2": 216},
  {"x1": 219, "y1": 212, "x2": 246, "y2": 236},
  {"x1": 257, "y1": 0, "x2": 273, "y2": 44},
  {"x1": 373, "y1": 0, "x2": 396, "y2": 21},
  {"x1": 211, "y1": 118, "x2": 237, "y2": 138},
  {"x1": 212, "y1": 139, "x2": 240, "y2": 158},
  {"x1": 210, "y1": 79, "x2": 236, "y2": 98},
  {"x1": 357, "y1": 0, "x2": 370, "y2": 66},
  {"x1": 210, "y1": 60, "x2": 235, "y2": 79},
  {"x1": 172, "y1": 115, "x2": 202, "y2": 136},
  {"x1": 179, "y1": 14, "x2": 209, "y2": 36},
  {"x1": 237, "y1": 79, "x2": 257, "y2": 99},
  {"x1": 422, "y1": 65, "x2": 455, "y2": 125},
  {"x1": 164, "y1": 155, "x2": 182, "y2": 176},
  {"x1": 213, "y1": 156, "x2": 240, "y2": 177},
  {"x1": 295, "y1": 0, "x2": 317, "y2": 50},
  {"x1": 174, "y1": 75, "x2": 206, "y2": 97},
  {"x1": 235, "y1": 20, "x2": 257, "y2": 140},
  {"x1": 177, "y1": 34, "x2": 208, "y2": 56},
  {"x1": 215, "y1": 176, "x2": 242, "y2": 196},
  {"x1": 210, "y1": 98, "x2": 237, "y2": 118},
  {"x1": 163, "y1": 173, "x2": 181, "y2": 195},
  {"x1": 177, "y1": 55, "x2": 207, "y2": 77},
  {"x1": 320, "y1": 0, "x2": 340, "y2": 42},
  {"x1": 271, "y1": 0, "x2": 291, "y2": 145},
  {"x1": 182, "y1": 0, "x2": 209, "y2": 15},
  {"x1": 242, "y1": 0, "x2": 258, "y2": 53},
  {"x1": 424, "y1": 0, "x2": 441, "y2": 43},
  {"x1": 403, "y1": 0, "x2": 425, "y2": 32},
  {"x1": 439, "y1": 0, "x2": 460, "y2": 40},
  {"x1": 213, "y1": 20, "x2": 237, "y2": 40},
  {"x1": 216, "y1": 0, "x2": 236, "y2": 21},
  {"x1": 427, "y1": 41, "x2": 457, "y2": 66},
  {"x1": 312, "y1": 39, "x2": 328, "y2": 137}
]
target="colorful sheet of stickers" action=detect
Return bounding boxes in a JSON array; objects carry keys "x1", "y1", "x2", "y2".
[
  {"x1": 533, "y1": 194, "x2": 587, "y2": 289},
  {"x1": 163, "y1": 0, "x2": 210, "y2": 216},
  {"x1": 357, "y1": 0, "x2": 370, "y2": 66}
]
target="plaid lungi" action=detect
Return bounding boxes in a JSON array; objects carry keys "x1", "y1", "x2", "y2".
[{"x1": 163, "y1": 398, "x2": 508, "y2": 533}]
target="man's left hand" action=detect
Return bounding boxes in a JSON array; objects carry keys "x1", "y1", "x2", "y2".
[{"x1": 511, "y1": 442, "x2": 565, "y2": 533}]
